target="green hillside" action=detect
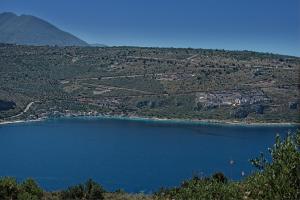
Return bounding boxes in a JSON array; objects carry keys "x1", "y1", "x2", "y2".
[{"x1": 0, "y1": 44, "x2": 299, "y2": 123}]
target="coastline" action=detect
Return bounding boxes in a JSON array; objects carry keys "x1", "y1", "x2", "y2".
[
  {"x1": 0, "y1": 114, "x2": 299, "y2": 127},
  {"x1": 0, "y1": 118, "x2": 43, "y2": 126}
]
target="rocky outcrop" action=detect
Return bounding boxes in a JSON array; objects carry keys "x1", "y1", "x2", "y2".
[{"x1": 231, "y1": 104, "x2": 267, "y2": 119}]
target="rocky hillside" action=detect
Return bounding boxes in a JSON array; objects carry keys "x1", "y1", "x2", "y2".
[{"x1": 0, "y1": 44, "x2": 299, "y2": 123}]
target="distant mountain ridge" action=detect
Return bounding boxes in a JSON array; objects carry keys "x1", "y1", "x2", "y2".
[
  {"x1": 0, "y1": 12, "x2": 88, "y2": 46},
  {"x1": 89, "y1": 43, "x2": 108, "y2": 47}
]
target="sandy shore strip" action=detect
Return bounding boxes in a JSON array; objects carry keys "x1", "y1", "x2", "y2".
[
  {"x1": 0, "y1": 114, "x2": 299, "y2": 127},
  {"x1": 0, "y1": 118, "x2": 43, "y2": 126},
  {"x1": 90, "y1": 115, "x2": 299, "y2": 127}
]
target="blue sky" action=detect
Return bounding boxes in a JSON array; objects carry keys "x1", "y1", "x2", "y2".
[{"x1": 0, "y1": 0, "x2": 299, "y2": 56}]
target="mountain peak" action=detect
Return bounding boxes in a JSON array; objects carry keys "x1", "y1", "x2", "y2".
[
  {"x1": 0, "y1": 12, "x2": 17, "y2": 17},
  {"x1": 0, "y1": 12, "x2": 88, "y2": 46}
]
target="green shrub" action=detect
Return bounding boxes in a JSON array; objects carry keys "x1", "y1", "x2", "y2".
[
  {"x1": 18, "y1": 178, "x2": 43, "y2": 199},
  {"x1": 156, "y1": 130, "x2": 300, "y2": 200},
  {"x1": 0, "y1": 177, "x2": 43, "y2": 200},
  {"x1": 0, "y1": 177, "x2": 19, "y2": 200},
  {"x1": 244, "y1": 131, "x2": 300, "y2": 199},
  {"x1": 60, "y1": 179, "x2": 105, "y2": 200}
]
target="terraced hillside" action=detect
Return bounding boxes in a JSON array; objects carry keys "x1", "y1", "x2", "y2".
[{"x1": 0, "y1": 44, "x2": 299, "y2": 123}]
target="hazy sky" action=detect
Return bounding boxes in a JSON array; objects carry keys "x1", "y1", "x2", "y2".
[{"x1": 0, "y1": 0, "x2": 299, "y2": 56}]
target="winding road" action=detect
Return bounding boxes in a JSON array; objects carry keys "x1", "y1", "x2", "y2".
[{"x1": 6, "y1": 101, "x2": 35, "y2": 119}]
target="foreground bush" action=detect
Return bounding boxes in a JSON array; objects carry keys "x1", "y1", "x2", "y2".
[
  {"x1": 243, "y1": 131, "x2": 300, "y2": 199},
  {"x1": 60, "y1": 179, "x2": 105, "y2": 200},
  {"x1": 155, "y1": 130, "x2": 300, "y2": 199},
  {"x1": 0, "y1": 177, "x2": 43, "y2": 200}
]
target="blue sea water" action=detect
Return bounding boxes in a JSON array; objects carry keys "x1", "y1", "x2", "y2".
[{"x1": 0, "y1": 118, "x2": 298, "y2": 193}]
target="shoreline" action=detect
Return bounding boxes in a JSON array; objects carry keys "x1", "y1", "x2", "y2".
[
  {"x1": 0, "y1": 118, "x2": 43, "y2": 125},
  {"x1": 0, "y1": 114, "x2": 299, "y2": 127}
]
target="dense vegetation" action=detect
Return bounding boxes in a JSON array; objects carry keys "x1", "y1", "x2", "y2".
[
  {"x1": 0, "y1": 100, "x2": 15, "y2": 111},
  {"x1": 1, "y1": 130, "x2": 299, "y2": 200},
  {"x1": 0, "y1": 44, "x2": 299, "y2": 123}
]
